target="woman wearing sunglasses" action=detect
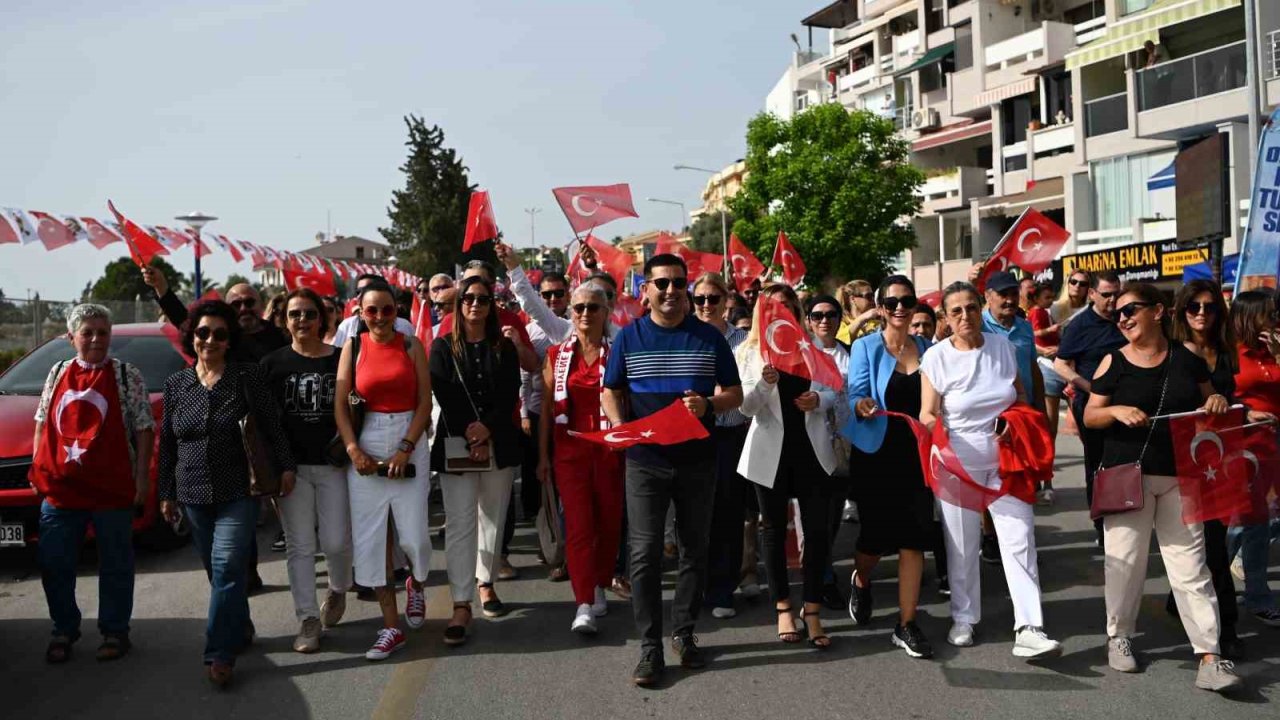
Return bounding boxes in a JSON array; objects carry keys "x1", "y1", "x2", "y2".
[
  {"x1": 1082, "y1": 283, "x2": 1240, "y2": 692},
  {"x1": 335, "y1": 282, "x2": 433, "y2": 661},
  {"x1": 158, "y1": 301, "x2": 296, "y2": 687},
  {"x1": 737, "y1": 284, "x2": 841, "y2": 648},
  {"x1": 1170, "y1": 280, "x2": 1245, "y2": 658},
  {"x1": 920, "y1": 282, "x2": 1060, "y2": 660},
  {"x1": 837, "y1": 279, "x2": 881, "y2": 346},
  {"x1": 846, "y1": 276, "x2": 937, "y2": 658},
  {"x1": 259, "y1": 288, "x2": 353, "y2": 654},
  {"x1": 536, "y1": 281, "x2": 624, "y2": 633},
  {"x1": 429, "y1": 276, "x2": 522, "y2": 645}
]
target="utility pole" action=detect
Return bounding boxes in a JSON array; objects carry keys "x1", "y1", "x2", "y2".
[
  {"x1": 1244, "y1": 0, "x2": 1262, "y2": 173},
  {"x1": 524, "y1": 207, "x2": 542, "y2": 247}
]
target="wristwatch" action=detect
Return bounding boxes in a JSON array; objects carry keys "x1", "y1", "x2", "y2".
[{"x1": 397, "y1": 438, "x2": 416, "y2": 454}]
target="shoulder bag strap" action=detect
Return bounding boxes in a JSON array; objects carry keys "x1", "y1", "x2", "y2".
[{"x1": 1093, "y1": 349, "x2": 1171, "y2": 474}]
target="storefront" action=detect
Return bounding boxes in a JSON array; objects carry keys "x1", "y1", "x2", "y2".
[{"x1": 1032, "y1": 239, "x2": 1208, "y2": 294}]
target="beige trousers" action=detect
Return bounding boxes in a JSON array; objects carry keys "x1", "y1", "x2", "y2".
[{"x1": 1103, "y1": 474, "x2": 1220, "y2": 655}]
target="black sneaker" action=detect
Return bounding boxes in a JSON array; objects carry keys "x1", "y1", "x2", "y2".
[
  {"x1": 937, "y1": 576, "x2": 951, "y2": 597},
  {"x1": 848, "y1": 571, "x2": 872, "y2": 625},
  {"x1": 271, "y1": 531, "x2": 286, "y2": 552},
  {"x1": 892, "y1": 621, "x2": 934, "y2": 659},
  {"x1": 980, "y1": 534, "x2": 1000, "y2": 564},
  {"x1": 632, "y1": 648, "x2": 665, "y2": 687},
  {"x1": 820, "y1": 581, "x2": 845, "y2": 611},
  {"x1": 670, "y1": 633, "x2": 706, "y2": 668}
]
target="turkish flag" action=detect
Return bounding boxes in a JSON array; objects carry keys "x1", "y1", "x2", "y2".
[
  {"x1": 0, "y1": 211, "x2": 18, "y2": 244},
  {"x1": 654, "y1": 233, "x2": 722, "y2": 280},
  {"x1": 585, "y1": 234, "x2": 632, "y2": 288},
  {"x1": 883, "y1": 411, "x2": 998, "y2": 512},
  {"x1": 239, "y1": 240, "x2": 266, "y2": 267},
  {"x1": 1171, "y1": 409, "x2": 1257, "y2": 524},
  {"x1": 918, "y1": 290, "x2": 942, "y2": 309},
  {"x1": 463, "y1": 190, "x2": 499, "y2": 252},
  {"x1": 152, "y1": 226, "x2": 191, "y2": 252},
  {"x1": 728, "y1": 234, "x2": 766, "y2": 289},
  {"x1": 27, "y1": 211, "x2": 77, "y2": 251},
  {"x1": 283, "y1": 268, "x2": 337, "y2": 297},
  {"x1": 757, "y1": 294, "x2": 844, "y2": 390},
  {"x1": 183, "y1": 229, "x2": 212, "y2": 259},
  {"x1": 569, "y1": 399, "x2": 709, "y2": 449},
  {"x1": 108, "y1": 201, "x2": 169, "y2": 267},
  {"x1": 771, "y1": 231, "x2": 806, "y2": 286},
  {"x1": 552, "y1": 183, "x2": 639, "y2": 235},
  {"x1": 410, "y1": 296, "x2": 433, "y2": 347},
  {"x1": 611, "y1": 293, "x2": 645, "y2": 328},
  {"x1": 211, "y1": 234, "x2": 244, "y2": 262},
  {"x1": 80, "y1": 217, "x2": 124, "y2": 249},
  {"x1": 977, "y1": 208, "x2": 1070, "y2": 290}
]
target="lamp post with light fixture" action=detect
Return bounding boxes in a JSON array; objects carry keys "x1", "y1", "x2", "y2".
[
  {"x1": 674, "y1": 163, "x2": 729, "y2": 277},
  {"x1": 175, "y1": 211, "x2": 217, "y2": 297}
]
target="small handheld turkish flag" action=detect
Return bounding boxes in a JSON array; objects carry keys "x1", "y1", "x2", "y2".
[
  {"x1": 757, "y1": 295, "x2": 844, "y2": 390},
  {"x1": 108, "y1": 201, "x2": 169, "y2": 267},
  {"x1": 569, "y1": 399, "x2": 710, "y2": 449},
  {"x1": 463, "y1": 190, "x2": 499, "y2": 252},
  {"x1": 654, "y1": 233, "x2": 723, "y2": 280},
  {"x1": 410, "y1": 295, "x2": 433, "y2": 347},
  {"x1": 552, "y1": 184, "x2": 639, "y2": 235},
  {"x1": 771, "y1": 231, "x2": 806, "y2": 286},
  {"x1": 1171, "y1": 409, "x2": 1257, "y2": 524},
  {"x1": 585, "y1": 234, "x2": 633, "y2": 289},
  {"x1": 977, "y1": 208, "x2": 1069, "y2": 290},
  {"x1": 283, "y1": 268, "x2": 337, "y2": 297},
  {"x1": 729, "y1": 234, "x2": 766, "y2": 289}
]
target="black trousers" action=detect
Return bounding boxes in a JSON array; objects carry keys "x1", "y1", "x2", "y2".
[
  {"x1": 705, "y1": 426, "x2": 749, "y2": 608},
  {"x1": 1204, "y1": 519, "x2": 1239, "y2": 632},
  {"x1": 502, "y1": 413, "x2": 542, "y2": 556},
  {"x1": 626, "y1": 457, "x2": 717, "y2": 650},
  {"x1": 754, "y1": 441, "x2": 834, "y2": 606}
]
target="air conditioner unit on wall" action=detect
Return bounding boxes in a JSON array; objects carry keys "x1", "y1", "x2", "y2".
[{"x1": 912, "y1": 108, "x2": 940, "y2": 130}]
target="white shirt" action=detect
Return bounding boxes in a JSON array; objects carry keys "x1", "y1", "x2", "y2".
[
  {"x1": 331, "y1": 314, "x2": 415, "y2": 347},
  {"x1": 920, "y1": 333, "x2": 1018, "y2": 470}
]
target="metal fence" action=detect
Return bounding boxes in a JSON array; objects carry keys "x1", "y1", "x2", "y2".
[{"x1": 0, "y1": 297, "x2": 167, "y2": 355}]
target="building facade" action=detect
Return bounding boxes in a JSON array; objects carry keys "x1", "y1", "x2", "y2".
[{"x1": 255, "y1": 233, "x2": 392, "y2": 287}]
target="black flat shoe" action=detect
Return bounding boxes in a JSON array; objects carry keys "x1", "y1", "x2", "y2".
[{"x1": 444, "y1": 604, "x2": 472, "y2": 647}]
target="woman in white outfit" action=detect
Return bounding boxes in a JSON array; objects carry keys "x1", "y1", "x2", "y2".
[
  {"x1": 919, "y1": 281, "x2": 1061, "y2": 660},
  {"x1": 335, "y1": 282, "x2": 434, "y2": 661}
]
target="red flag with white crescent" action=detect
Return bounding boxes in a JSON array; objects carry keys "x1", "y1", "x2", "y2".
[
  {"x1": 410, "y1": 296, "x2": 433, "y2": 347},
  {"x1": 977, "y1": 208, "x2": 1069, "y2": 291},
  {"x1": 728, "y1": 233, "x2": 766, "y2": 289},
  {"x1": 757, "y1": 294, "x2": 844, "y2": 390},
  {"x1": 239, "y1": 240, "x2": 266, "y2": 267},
  {"x1": 463, "y1": 190, "x2": 499, "y2": 252},
  {"x1": 1171, "y1": 409, "x2": 1258, "y2": 524},
  {"x1": 79, "y1": 217, "x2": 124, "y2": 249},
  {"x1": 585, "y1": 234, "x2": 633, "y2": 288},
  {"x1": 152, "y1": 226, "x2": 191, "y2": 252},
  {"x1": 610, "y1": 293, "x2": 644, "y2": 328},
  {"x1": 770, "y1": 231, "x2": 806, "y2": 286},
  {"x1": 108, "y1": 201, "x2": 169, "y2": 267},
  {"x1": 24, "y1": 211, "x2": 77, "y2": 251},
  {"x1": 653, "y1": 233, "x2": 722, "y2": 280},
  {"x1": 568, "y1": 399, "x2": 709, "y2": 449},
  {"x1": 183, "y1": 229, "x2": 212, "y2": 259},
  {"x1": 211, "y1": 234, "x2": 244, "y2": 262},
  {"x1": 552, "y1": 184, "x2": 639, "y2": 235},
  {"x1": 283, "y1": 267, "x2": 337, "y2": 297}
]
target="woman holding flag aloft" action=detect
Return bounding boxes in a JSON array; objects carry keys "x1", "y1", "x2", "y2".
[
  {"x1": 1082, "y1": 282, "x2": 1242, "y2": 692},
  {"x1": 919, "y1": 281, "x2": 1061, "y2": 660}
]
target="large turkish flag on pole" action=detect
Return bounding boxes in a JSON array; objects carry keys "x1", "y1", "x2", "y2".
[
  {"x1": 569, "y1": 399, "x2": 709, "y2": 449},
  {"x1": 552, "y1": 184, "x2": 639, "y2": 235},
  {"x1": 771, "y1": 231, "x2": 806, "y2": 286},
  {"x1": 976, "y1": 208, "x2": 1070, "y2": 290},
  {"x1": 462, "y1": 190, "x2": 499, "y2": 252},
  {"x1": 585, "y1": 234, "x2": 633, "y2": 288},
  {"x1": 757, "y1": 294, "x2": 844, "y2": 390},
  {"x1": 108, "y1": 201, "x2": 168, "y2": 267}
]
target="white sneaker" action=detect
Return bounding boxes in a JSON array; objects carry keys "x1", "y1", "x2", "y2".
[
  {"x1": 1036, "y1": 488, "x2": 1055, "y2": 506},
  {"x1": 1230, "y1": 555, "x2": 1245, "y2": 582},
  {"x1": 948, "y1": 622, "x2": 975, "y2": 647},
  {"x1": 571, "y1": 604, "x2": 597, "y2": 635},
  {"x1": 739, "y1": 580, "x2": 761, "y2": 599},
  {"x1": 591, "y1": 587, "x2": 608, "y2": 617},
  {"x1": 711, "y1": 606, "x2": 737, "y2": 619},
  {"x1": 1013, "y1": 626, "x2": 1062, "y2": 659}
]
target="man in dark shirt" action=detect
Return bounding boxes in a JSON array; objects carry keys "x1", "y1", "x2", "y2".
[
  {"x1": 142, "y1": 267, "x2": 288, "y2": 362},
  {"x1": 602, "y1": 253, "x2": 743, "y2": 687},
  {"x1": 1054, "y1": 270, "x2": 1126, "y2": 542}
]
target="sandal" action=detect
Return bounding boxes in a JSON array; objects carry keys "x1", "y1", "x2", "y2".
[
  {"x1": 803, "y1": 610, "x2": 831, "y2": 650},
  {"x1": 45, "y1": 635, "x2": 74, "y2": 664},
  {"x1": 776, "y1": 607, "x2": 802, "y2": 644},
  {"x1": 207, "y1": 661, "x2": 234, "y2": 687},
  {"x1": 96, "y1": 635, "x2": 131, "y2": 662},
  {"x1": 548, "y1": 564, "x2": 569, "y2": 583},
  {"x1": 444, "y1": 603, "x2": 472, "y2": 646},
  {"x1": 478, "y1": 583, "x2": 508, "y2": 618}
]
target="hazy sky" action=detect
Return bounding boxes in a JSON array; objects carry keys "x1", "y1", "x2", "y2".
[{"x1": 0, "y1": 0, "x2": 822, "y2": 300}]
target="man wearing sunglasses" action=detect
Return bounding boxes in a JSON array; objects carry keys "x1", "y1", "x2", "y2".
[
  {"x1": 427, "y1": 273, "x2": 455, "y2": 321},
  {"x1": 142, "y1": 267, "x2": 289, "y2": 363},
  {"x1": 331, "y1": 274, "x2": 414, "y2": 347},
  {"x1": 602, "y1": 253, "x2": 743, "y2": 686}
]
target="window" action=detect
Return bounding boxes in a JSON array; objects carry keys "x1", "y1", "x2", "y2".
[
  {"x1": 920, "y1": 54, "x2": 954, "y2": 93},
  {"x1": 1044, "y1": 71, "x2": 1072, "y2": 124},
  {"x1": 1090, "y1": 150, "x2": 1176, "y2": 231},
  {"x1": 1121, "y1": 0, "x2": 1155, "y2": 15},
  {"x1": 1001, "y1": 95, "x2": 1037, "y2": 145},
  {"x1": 953, "y1": 22, "x2": 973, "y2": 72},
  {"x1": 355, "y1": 247, "x2": 365, "y2": 259}
]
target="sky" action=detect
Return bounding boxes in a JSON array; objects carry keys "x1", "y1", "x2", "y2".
[{"x1": 0, "y1": 0, "x2": 824, "y2": 300}]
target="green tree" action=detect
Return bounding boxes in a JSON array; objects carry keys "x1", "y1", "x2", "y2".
[
  {"x1": 688, "y1": 211, "x2": 734, "y2": 255},
  {"x1": 728, "y1": 104, "x2": 923, "y2": 284},
  {"x1": 89, "y1": 257, "x2": 187, "y2": 301},
  {"x1": 380, "y1": 115, "x2": 493, "y2": 277}
]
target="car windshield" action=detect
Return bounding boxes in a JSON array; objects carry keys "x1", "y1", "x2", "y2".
[{"x1": 0, "y1": 335, "x2": 187, "y2": 396}]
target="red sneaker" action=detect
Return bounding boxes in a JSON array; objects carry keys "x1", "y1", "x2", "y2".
[{"x1": 365, "y1": 627, "x2": 405, "y2": 661}]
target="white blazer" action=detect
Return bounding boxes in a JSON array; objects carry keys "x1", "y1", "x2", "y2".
[{"x1": 735, "y1": 341, "x2": 839, "y2": 488}]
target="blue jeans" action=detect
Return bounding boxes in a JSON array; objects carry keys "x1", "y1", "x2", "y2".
[
  {"x1": 184, "y1": 496, "x2": 257, "y2": 665},
  {"x1": 39, "y1": 500, "x2": 135, "y2": 640},
  {"x1": 1227, "y1": 523, "x2": 1277, "y2": 612}
]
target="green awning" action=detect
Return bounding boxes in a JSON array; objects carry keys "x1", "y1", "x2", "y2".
[{"x1": 894, "y1": 42, "x2": 954, "y2": 77}]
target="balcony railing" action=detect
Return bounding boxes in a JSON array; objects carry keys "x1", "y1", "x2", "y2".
[
  {"x1": 985, "y1": 27, "x2": 1046, "y2": 70},
  {"x1": 1074, "y1": 15, "x2": 1107, "y2": 46},
  {"x1": 839, "y1": 64, "x2": 878, "y2": 92},
  {"x1": 893, "y1": 106, "x2": 914, "y2": 131},
  {"x1": 1136, "y1": 40, "x2": 1247, "y2": 112},
  {"x1": 1270, "y1": 30, "x2": 1280, "y2": 80},
  {"x1": 1084, "y1": 92, "x2": 1128, "y2": 137}
]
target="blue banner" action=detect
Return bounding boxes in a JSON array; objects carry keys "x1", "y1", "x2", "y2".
[{"x1": 1237, "y1": 108, "x2": 1280, "y2": 291}]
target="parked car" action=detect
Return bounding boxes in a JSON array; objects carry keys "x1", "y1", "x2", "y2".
[{"x1": 0, "y1": 323, "x2": 190, "y2": 550}]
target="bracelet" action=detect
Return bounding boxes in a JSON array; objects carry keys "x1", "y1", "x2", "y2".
[{"x1": 398, "y1": 438, "x2": 416, "y2": 453}]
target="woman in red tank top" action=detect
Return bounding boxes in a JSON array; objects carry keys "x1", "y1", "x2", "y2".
[
  {"x1": 335, "y1": 282, "x2": 433, "y2": 662},
  {"x1": 538, "y1": 281, "x2": 623, "y2": 635}
]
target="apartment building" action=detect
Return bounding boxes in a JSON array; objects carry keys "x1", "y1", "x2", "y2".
[{"x1": 768, "y1": 0, "x2": 1278, "y2": 292}]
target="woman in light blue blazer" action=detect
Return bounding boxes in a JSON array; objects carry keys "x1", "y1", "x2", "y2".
[{"x1": 842, "y1": 275, "x2": 939, "y2": 659}]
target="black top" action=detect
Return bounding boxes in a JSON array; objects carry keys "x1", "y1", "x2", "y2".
[
  {"x1": 159, "y1": 362, "x2": 296, "y2": 505},
  {"x1": 1206, "y1": 350, "x2": 1236, "y2": 400},
  {"x1": 259, "y1": 346, "x2": 340, "y2": 466},
  {"x1": 155, "y1": 289, "x2": 289, "y2": 362},
  {"x1": 777, "y1": 371, "x2": 809, "y2": 448},
  {"x1": 885, "y1": 369, "x2": 922, "y2": 416},
  {"x1": 1092, "y1": 344, "x2": 1209, "y2": 476},
  {"x1": 428, "y1": 337, "x2": 522, "y2": 472},
  {"x1": 1057, "y1": 306, "x2": 1126, "y2": 407}
]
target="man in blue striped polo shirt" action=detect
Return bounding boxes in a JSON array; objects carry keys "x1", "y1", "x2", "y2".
[{"x1": 604, "y1": 253, "x2": 743, "y2": 687}]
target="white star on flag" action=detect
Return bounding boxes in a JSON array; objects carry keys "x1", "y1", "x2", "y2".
[
  {"x1": 641, "y1": 430, "x2": 656, "y2": 438},
  {"x1": 64, "y1": 440, "x2": 87, "y2": 464},
  {"x1": 1204, "y1": 466, "x2": 1217, "y2": 482}
]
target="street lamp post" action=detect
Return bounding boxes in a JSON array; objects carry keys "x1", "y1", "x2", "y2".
[
  {"x1": 175, "y1": 211, "x2": 217, "y2": 297},
  {"x1": 645, "y1": 197, "x2": 687, "y2": 233},
  {"x1": 524, "y1": 207, "x2": 541, "y2": 246},
  {"x1": 674, "y1": 164, "x2": 729, "y2": 277}
]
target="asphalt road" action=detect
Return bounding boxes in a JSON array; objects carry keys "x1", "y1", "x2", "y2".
[{"x1": 1, "y1": 435, "x2": 1278, "y2": 720}]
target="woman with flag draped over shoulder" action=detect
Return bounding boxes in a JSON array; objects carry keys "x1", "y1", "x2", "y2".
[
  {"x1": 1082, "y1": 282, "x2": 1241, "y2": 692},
  {"x1": 919, "y1": 281, "x2": 1061, "y2": 661}
]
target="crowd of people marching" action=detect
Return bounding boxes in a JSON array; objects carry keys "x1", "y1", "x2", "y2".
[{"x1": 25, "y1": 242, "x2": 1280, "y2": 693}]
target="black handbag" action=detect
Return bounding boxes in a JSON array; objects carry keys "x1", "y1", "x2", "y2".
[
  {"x1": 1090, "y1": 353, "x2": 1169, "y2": 520},
  {"x1": 324, "y1": 335, "x2": 365, "y2": 467},
  {"x1": 240, "y1": 374, "x2": 282, "y2": 498}
]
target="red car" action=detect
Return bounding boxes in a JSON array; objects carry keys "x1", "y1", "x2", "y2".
[{"x1": 0, "y1": 323, "x2": 191, "y2": 550}]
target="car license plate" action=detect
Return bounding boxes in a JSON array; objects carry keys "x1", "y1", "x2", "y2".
[{"x1": 0, "y1": 522, "x2": 24, "y2": 547}]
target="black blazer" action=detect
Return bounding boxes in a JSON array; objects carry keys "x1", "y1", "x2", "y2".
[{"x1": 428, "y1": 336, "x2": 521, "y2": 472}]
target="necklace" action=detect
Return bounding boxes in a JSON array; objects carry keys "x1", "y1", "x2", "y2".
[{"x1": 1134, "y1": 341, "x2": 1166, "y2": 361}]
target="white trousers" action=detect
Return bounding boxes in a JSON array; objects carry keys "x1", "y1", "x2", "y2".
[
  {"x1": 347, "y1": 411, "x2": 432, "y2": 588},
  {"x1": 440, "y1": 467, "x2": 516, "y2": 602},
  {"x1": 939, "y1": 468, "x2": 1045, "y2": 630},
  {"x1": 280, "y1": 464, "x2": 353, "y2": 620}
]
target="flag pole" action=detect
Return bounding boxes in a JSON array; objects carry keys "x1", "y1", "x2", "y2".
[{"x1": 1148, "y1": 404, "x2": 1246, "y2": 422}]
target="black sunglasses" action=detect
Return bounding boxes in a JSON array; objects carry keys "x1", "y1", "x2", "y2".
[
  {"x1": 229, "y1": 298, "x2": 257, "y2": 310},
  {"x1": 1068, "y1": 278, "x2": 1089, "y2": 287},
  {"x1": 571, "y1": 302, "x2": 602, "y2": 315},
  {"x1": 1117, "y1": 302, "x2": 1153, "y2": 318},
  {"x1": 287, "y1": 309, "x2": 319, "y2": 321},
  {"x1": 194, "y1": 326, "x2": 230, "y2": 342},
  {"x1": 880, "y1": 295, "x2": 918, "y2": 313},
  {"x1": 541, "y1": 289, "x2": 566, "y2": 300},
  {"x1": 808, "y1": 310, "x2": 841, "y2": 322},
  {"x1": 1096, "y1": 290, "x2": 1119, "y2": 299},
  {"x1": 692, "y1": 294, "x2": 722, "y2": 306},
  {"x1": 1186, "y1": 301, "x2": 1219, "y2": 315},
  {"x1": 650, "y1": 277, "x2": 688, "y2": 292},
  {"x1": 462, "y1": 294, "x2": 492, "y2": 306},
  {"x1": 856, "y1": 292, "x2": 875, "y2": 302}
]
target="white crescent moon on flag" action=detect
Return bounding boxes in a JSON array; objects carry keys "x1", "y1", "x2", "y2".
[
  {"x1": 1190, "y1": 431, "x2": 1224, "y2": 465},
  {"x1": 1225, "y1": 449, "x2": 1260, "y2": 480},
  {"x1": 571, "y1": 195, "x2": 601, "y2": 217},
  {"x1": 55, "y1": 388, "x2": 109, "y2": 438},
  {"x1": 731, "y1": 254, "x2": 747, "y2": 273},
  {"x1": 764, "y1": 319, "x2": 796, "y2": 355},
  {"x1": 1016, "y1": 228, "x2": 1042, "y2": 253},
  {"x1": 604, "y1": 431, "x2": 637, "y2": 443},
  {"x1": 780, "y1": 250, "x2": 796, "y2": 270}
]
